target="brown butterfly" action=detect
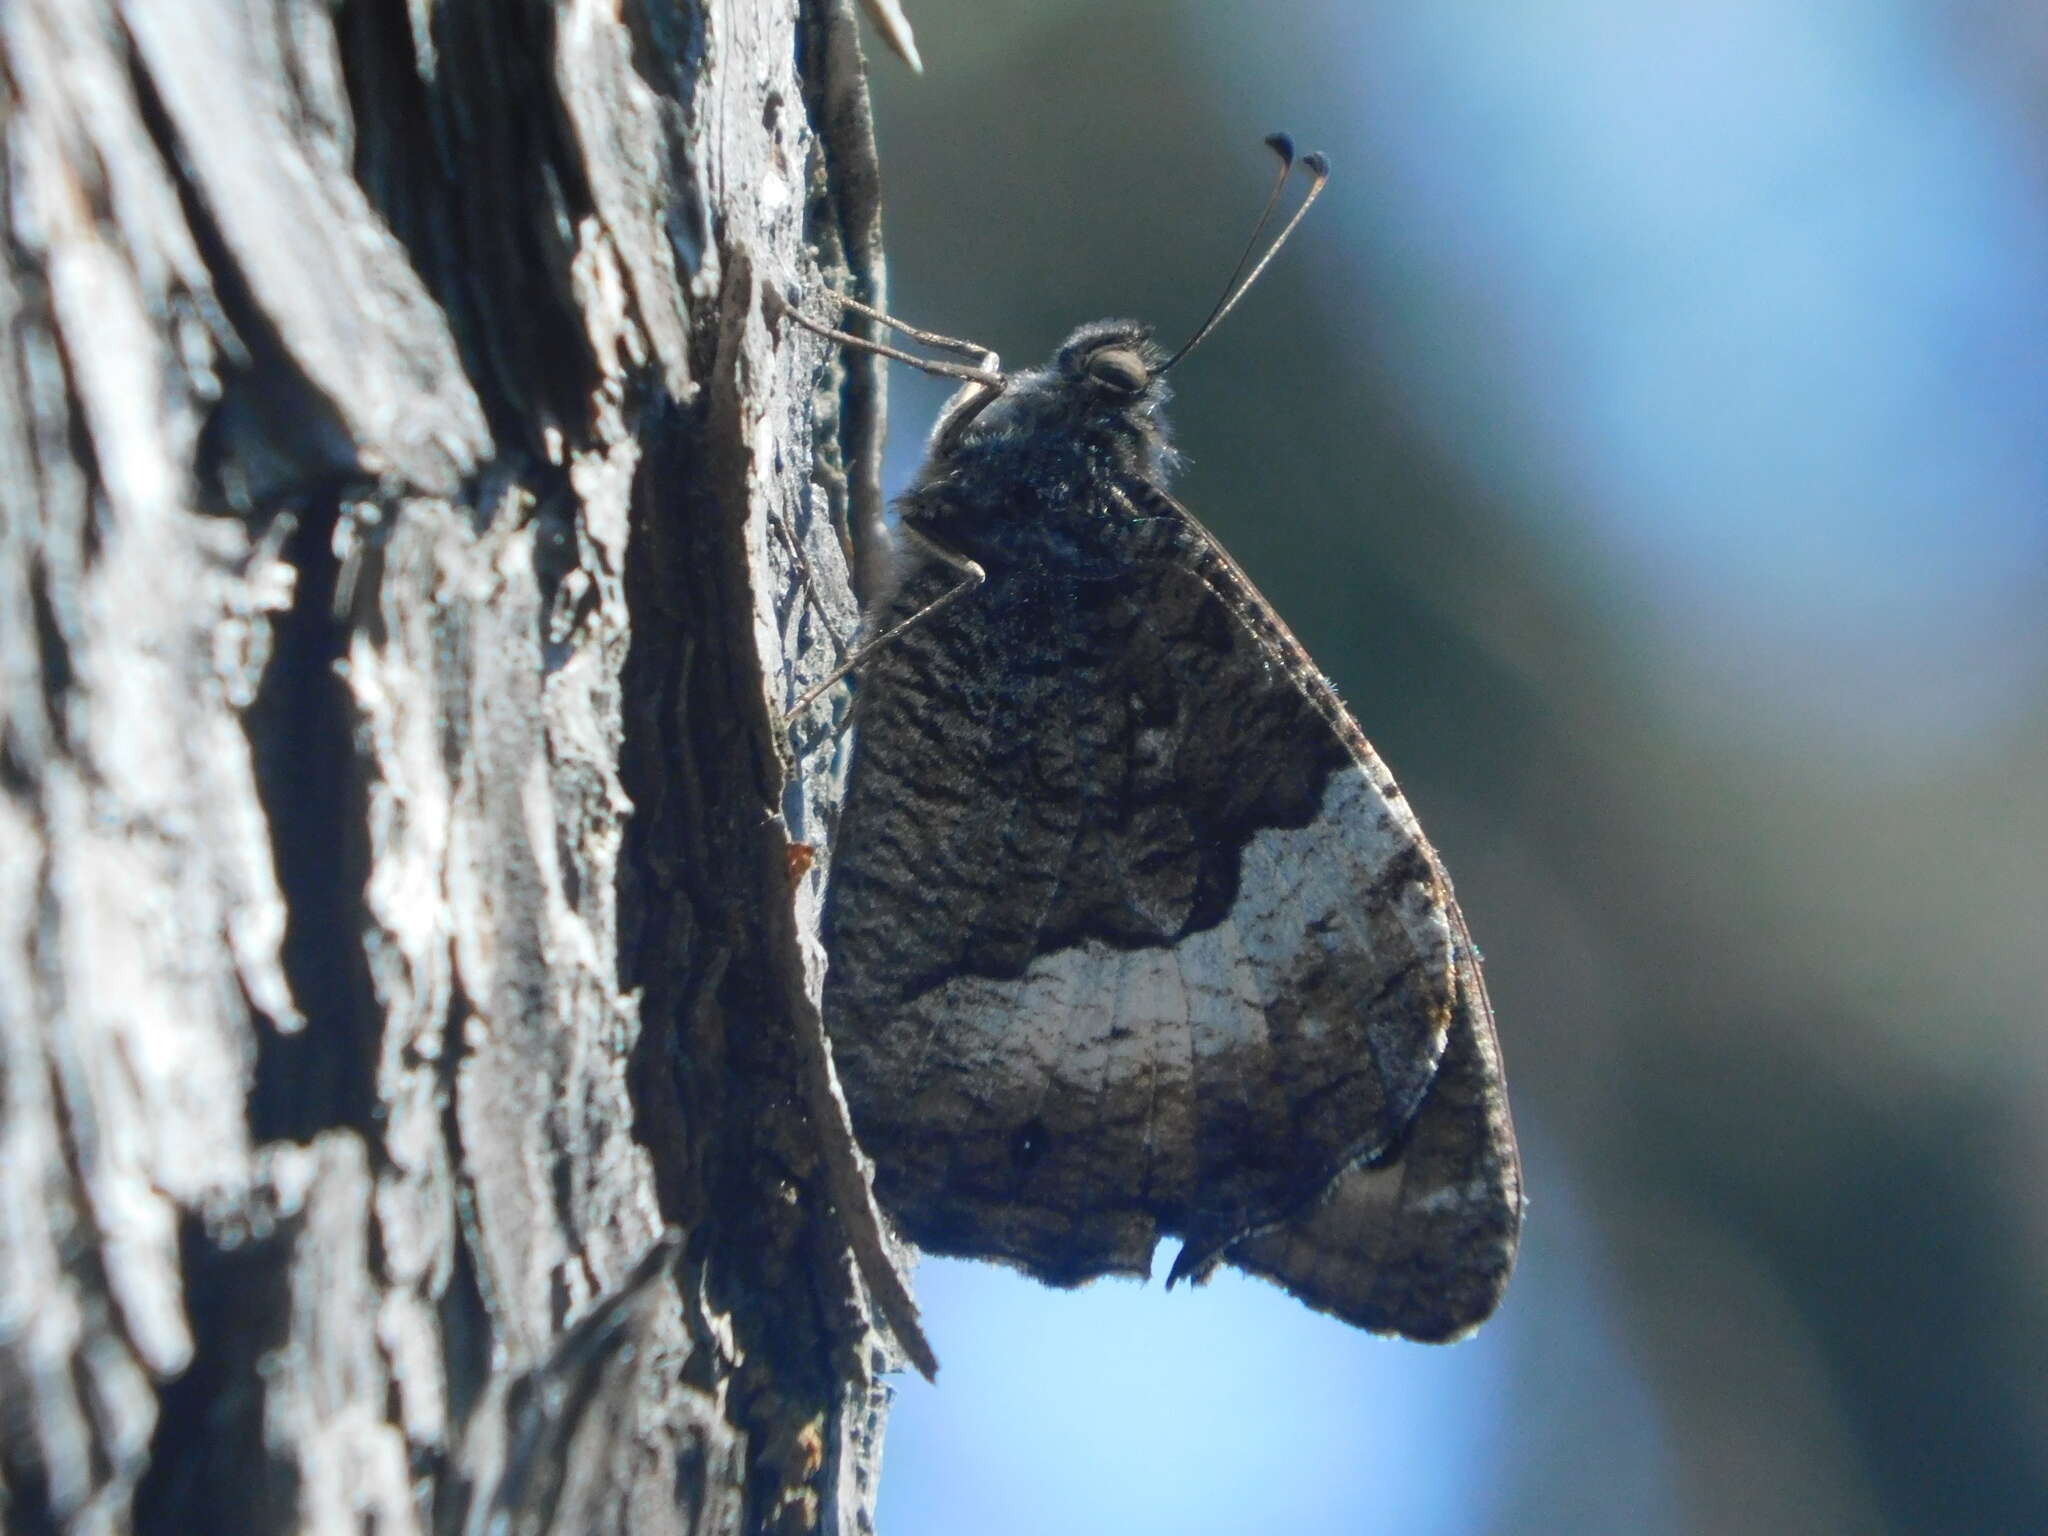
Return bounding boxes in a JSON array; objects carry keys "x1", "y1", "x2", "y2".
[{"x1": 793, "y1": 138, "x2": 1521, "y2": 1342}]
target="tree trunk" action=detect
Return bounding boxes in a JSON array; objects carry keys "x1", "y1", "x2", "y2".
[{"x1": 0, "y1": 2, "x2": 915, "y2": 1532}]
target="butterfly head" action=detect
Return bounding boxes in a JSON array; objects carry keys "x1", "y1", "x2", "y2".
[
  {"x1": 1012, "y1": 319, "x2": 1178, "y2": 478},
  {"x1": 1055, "y1": 320, "x2": 1168, "y2": 407}
]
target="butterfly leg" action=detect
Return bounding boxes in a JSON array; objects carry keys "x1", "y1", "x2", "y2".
[
  {"x1": 820, "y1": 292, "x2": 1013, "y2": 452},
  {"x1": 770, "y1": 287, "x2": 1002, "y2": 389},
  {"x1": 830, "y1": 292, "x2": 993, "y2": 361},
  {"x1": 783, "y1": 528, "x2": 986, "y2": 723}
]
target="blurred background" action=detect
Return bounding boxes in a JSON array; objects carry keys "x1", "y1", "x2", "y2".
[{"x1": 855, "y1": 3, "x2": 2048, "y2": 1532}]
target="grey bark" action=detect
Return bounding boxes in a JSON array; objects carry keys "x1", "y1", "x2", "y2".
[{"x1": 0, "y1": 2, "x2": 914, "y2": 1532}]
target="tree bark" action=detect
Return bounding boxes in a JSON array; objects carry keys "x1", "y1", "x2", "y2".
[{"x1": 0, "y1": 2, "x2": 911, "y2": 1532}]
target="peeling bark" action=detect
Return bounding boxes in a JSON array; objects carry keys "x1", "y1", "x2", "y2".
[{"x1": 0, "y1": 2, "x2": 908, "y2": 1532}]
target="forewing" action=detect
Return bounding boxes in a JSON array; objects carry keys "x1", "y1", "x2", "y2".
[{"x1": 824, "y1": 486, "x2": 1467, "y2": 1284}]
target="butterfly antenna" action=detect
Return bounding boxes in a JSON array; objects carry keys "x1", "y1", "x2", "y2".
[
  {"x1": 1178, "y1": 134, "x2": 1297, "y2": 343},
  {"x1": 1158, "y1": 135, "x2": 1330, "y2": 375}
]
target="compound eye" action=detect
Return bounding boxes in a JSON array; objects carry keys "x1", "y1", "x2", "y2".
[{"x1": 1085, "y1": 347, "x2": 1149, "y2": 393}]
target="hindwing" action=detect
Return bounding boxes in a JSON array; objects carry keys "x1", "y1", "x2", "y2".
[{"x1": 822, "y1": 483, "x2": 1520, "y2": 1332}]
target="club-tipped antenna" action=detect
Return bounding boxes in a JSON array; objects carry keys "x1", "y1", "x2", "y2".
[
  {"x1": 1175, "y1": 134, "x2": 1297, "y2": 347},
  {"x1": 1158, "y1": 134, "x2": 1330, "y2": 375}
]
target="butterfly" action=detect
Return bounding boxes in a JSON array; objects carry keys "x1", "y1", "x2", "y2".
[{"x1": 794, "y1": 138, "x2": 1521, "y2": 1342}]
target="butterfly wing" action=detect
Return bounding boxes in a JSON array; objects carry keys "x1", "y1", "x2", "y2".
[
  {"x1": 822, "y1": 482, "x2": 1514, "y2": 1328},
  {"x1": 1223, "y1": 918, "x2": 1522, "y2": 1339}
]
